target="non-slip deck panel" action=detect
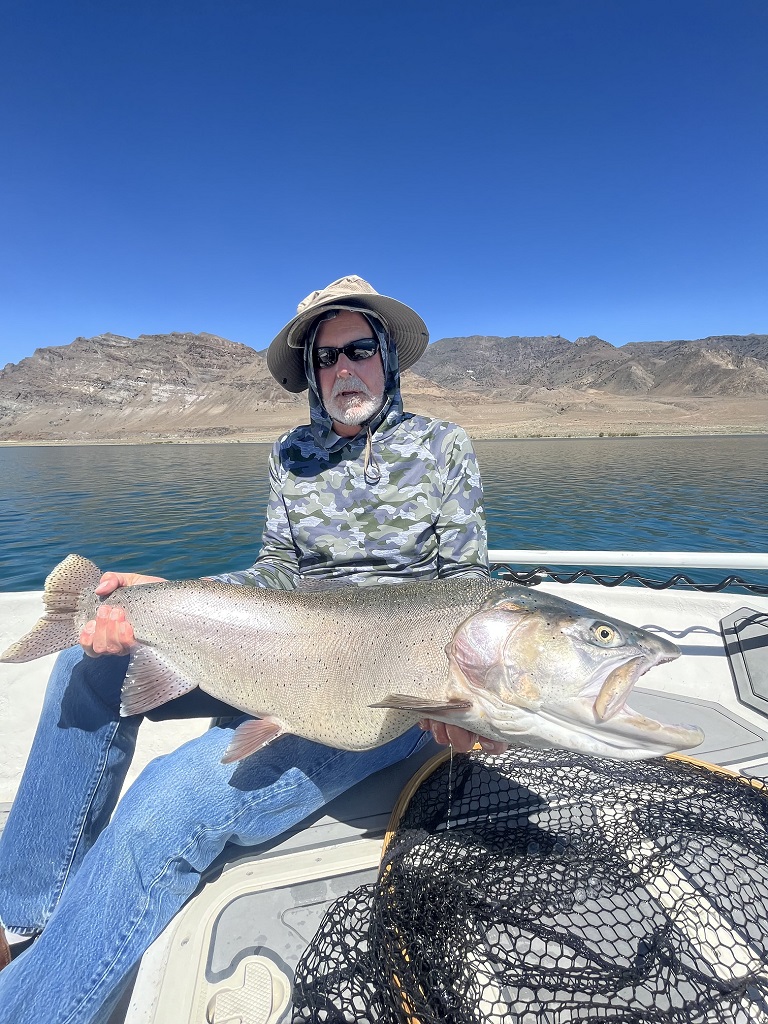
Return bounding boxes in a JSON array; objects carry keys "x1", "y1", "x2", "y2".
[
  {"x1": 631, "y1": 687, "x2": 768, "y2": 766},
  {"x1": 721, "y1": 607, "x2": 768, "y2": 716}
]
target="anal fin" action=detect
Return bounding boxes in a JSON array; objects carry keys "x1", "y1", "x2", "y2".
[
  {"x1": 120, "y1": 645, "x2": 197, "y2": 716},
  {"x1": 221, "y1": 717, "x2": 285, "y2": 764},
  {"x1": 369, "y1": 694, "x2": 473, "y2": 713}
]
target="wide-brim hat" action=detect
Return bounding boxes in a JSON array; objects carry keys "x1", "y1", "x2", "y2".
[{"x1": 267, "y1": 275, "x2": 429, "y2": 393}]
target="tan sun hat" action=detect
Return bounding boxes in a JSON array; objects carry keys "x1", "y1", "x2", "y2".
[{"x1": 267, "y1": 275, "x2": 429, "y2": 393}]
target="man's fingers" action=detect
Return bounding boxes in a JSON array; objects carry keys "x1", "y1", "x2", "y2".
[
  {"x1": 478, "y1": 739, "x2": 508, "y2": 754},
  {"x1": 419, "y1": 718, "x2": 505, "y2": 755},
  {"x1": 94, "y1": 572, "x2": 124, "y2": 596},
  {"x1": 79, "y1": 620, "x2": 98, "y2": 656},
  {"x1": 444, "y1": 724, "x2": 479, "y2": 753},
  {"x1": 94, "y1": 572, "x2": 167, "y2": 596},
  {"x1": 83, "y1": 605, "x2": 134, "y2": 656},
  {"x1": 91, "y1": 606, "x2": 110, "y2": 652},
  {"x1": 419, "y1": 719, "x2": 450, "y2": 745},
  {"x1": 117, "y1": 620, "x2": 136, "y2": 648},
  {"x1": 421, "y1": 719, "x2": 476, "y2": 752}
]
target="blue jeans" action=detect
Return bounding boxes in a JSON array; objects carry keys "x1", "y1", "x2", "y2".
[{"x1": 0, "y1": 646, "x2": 430, "y2": 1023}]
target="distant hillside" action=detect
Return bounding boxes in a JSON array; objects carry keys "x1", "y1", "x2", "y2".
[
  {"x1": 0, "y1": 330, "x2": 766, "y2": 442},
  {"x1": 415, "y1": 334, "x2": 768, "y2": 397},
  {"x1": 0, "y1": 332, "x2": 302, "y2": 441}
]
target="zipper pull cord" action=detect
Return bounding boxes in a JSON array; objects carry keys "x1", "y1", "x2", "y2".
[{"x1": 363, "y1": 426, "x2": 381, "y2": 483}]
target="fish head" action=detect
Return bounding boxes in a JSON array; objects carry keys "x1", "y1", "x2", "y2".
[{"x1": 445, "y1": 587, "x2": 703, "y2": 759}]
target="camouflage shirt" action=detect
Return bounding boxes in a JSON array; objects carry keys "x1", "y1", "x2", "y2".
[{"x1": 211, "y1": 325, "x2": 488, "y2": 589}]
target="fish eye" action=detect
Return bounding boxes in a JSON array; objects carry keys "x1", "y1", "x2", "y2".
[{"x1": 592, "y1": 623, "x2": 619, "y2": 645}]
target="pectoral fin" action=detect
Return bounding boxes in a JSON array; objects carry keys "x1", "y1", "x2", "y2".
[
  {"x1": 221, "y1": 718, "x2": 285, "y2": 763},
  {"x1": 120, "y1": 646, "x2": 197, "y2": 716},
  {"x1": 369, "y1": 694, "x2": 473, "y2": 712}
]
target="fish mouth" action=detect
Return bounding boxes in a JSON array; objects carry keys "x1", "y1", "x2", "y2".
[
  {"x1": 467, "y1": 645, "x2": 703, "y2": 760},
  {"x1": 576, "y1": 648, "x2": 703, "y2": 755},
  {"x1": 544, "y1": 698, "x2": 704, "y2": 759},
  {"x1": 557, "y1": 644, "x2": 701, "y2": 757},
  {"x1": 475, "y1": 691, "x2": 704, "y2": 759},
  {"x1": 592, "y1": 650, "x2": 678, "y2": 723}
]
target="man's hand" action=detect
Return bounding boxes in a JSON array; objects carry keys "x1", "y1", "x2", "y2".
[
  {"x1": 419, "y1": 718, "x2": 508, "y2": 755},
  {"x1": 79, "y1": 572, "x2": 167, "y2": 657}
]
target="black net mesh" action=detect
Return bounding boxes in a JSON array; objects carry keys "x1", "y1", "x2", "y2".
[{"x1": 292, "y1": 749, "x2": 768, "y2": 1023}]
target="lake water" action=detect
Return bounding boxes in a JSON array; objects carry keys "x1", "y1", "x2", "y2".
[{"x1": 1, "y1": 435, "x2": 766, "y2": 591}]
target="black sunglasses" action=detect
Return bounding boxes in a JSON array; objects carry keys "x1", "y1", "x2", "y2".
[{"x1": 314, "y1": 338, "x2": 379, "y2": 369}]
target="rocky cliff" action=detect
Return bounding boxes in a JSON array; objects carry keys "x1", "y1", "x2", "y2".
[
  {"x1": 0, "y1": 332, "x2": 302, "y2": 441},
  {"x1": 416, "y1": 334, "x2": 768, "y2": 396}
]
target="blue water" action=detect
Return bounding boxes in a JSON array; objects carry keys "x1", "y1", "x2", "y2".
[{"x1": 1, "y1": 436, "x2": 766, "y2": 591}]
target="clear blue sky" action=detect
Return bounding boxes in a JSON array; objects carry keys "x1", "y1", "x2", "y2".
[{"x1": 1, "y1": 0, "x2": 766, "y2": 367}]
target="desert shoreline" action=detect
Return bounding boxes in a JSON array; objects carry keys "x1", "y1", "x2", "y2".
[{"x1": 1, "y1": 425, "x2": 767, "y2": 447}]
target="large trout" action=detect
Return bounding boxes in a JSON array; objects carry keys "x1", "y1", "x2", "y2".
[{"x1": 1, "y1": 554, "x2": 703, "y2": 762}]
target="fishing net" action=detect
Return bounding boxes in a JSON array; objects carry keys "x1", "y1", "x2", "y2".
[{"x1": 292, "y1": 748, "x2": 768, "y2": 1023}]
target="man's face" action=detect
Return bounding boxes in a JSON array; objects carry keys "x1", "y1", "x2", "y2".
[{"x1": 314, "y1": 310, "x2": 386, "y2": 437}]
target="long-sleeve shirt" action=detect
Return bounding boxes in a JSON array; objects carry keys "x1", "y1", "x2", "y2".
[{"x1": 211, "y1": 413, "x2": 488, "y2": 590}]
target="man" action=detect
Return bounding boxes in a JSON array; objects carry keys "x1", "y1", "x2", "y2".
[{"x1": 0, "y1": 276, "x2": 500, "y2": 1022}]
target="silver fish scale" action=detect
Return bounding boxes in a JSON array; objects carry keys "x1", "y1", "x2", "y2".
[{"x1": 99, "y1": 577, "x2": 511, "y2": 748}]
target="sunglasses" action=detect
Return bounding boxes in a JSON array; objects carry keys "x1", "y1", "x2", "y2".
[{"x1": 314, "y1": 338, "x2": 379, "y2": 369}]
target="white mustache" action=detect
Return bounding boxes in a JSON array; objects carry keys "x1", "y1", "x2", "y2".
[{"x1": 331, "y1": 375, "x2": 372, "y2": 399}]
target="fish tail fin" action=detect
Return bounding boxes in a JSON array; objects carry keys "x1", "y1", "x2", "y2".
[{"x1": 1, "y1": 554, "x2": 102, "y2": 663}]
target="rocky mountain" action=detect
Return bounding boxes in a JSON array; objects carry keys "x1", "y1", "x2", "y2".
[
  {"x1": 0, "y1": 332, "x2": 303, "y2": 441},
  {"x1": 0, "y1": 330, "x2": 766, "y2": 442},
  {"x1": 416, "y1": 334, "x2": 768, "y2": 397}
]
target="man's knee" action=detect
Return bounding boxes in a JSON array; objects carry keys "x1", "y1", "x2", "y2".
[{"x1": 52, "y1": 646, "x2": 130, "y2": 724}]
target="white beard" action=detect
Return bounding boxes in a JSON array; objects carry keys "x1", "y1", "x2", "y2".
[{"x1": 324, "y1": 375, "x2": 384, "y2": 427}]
